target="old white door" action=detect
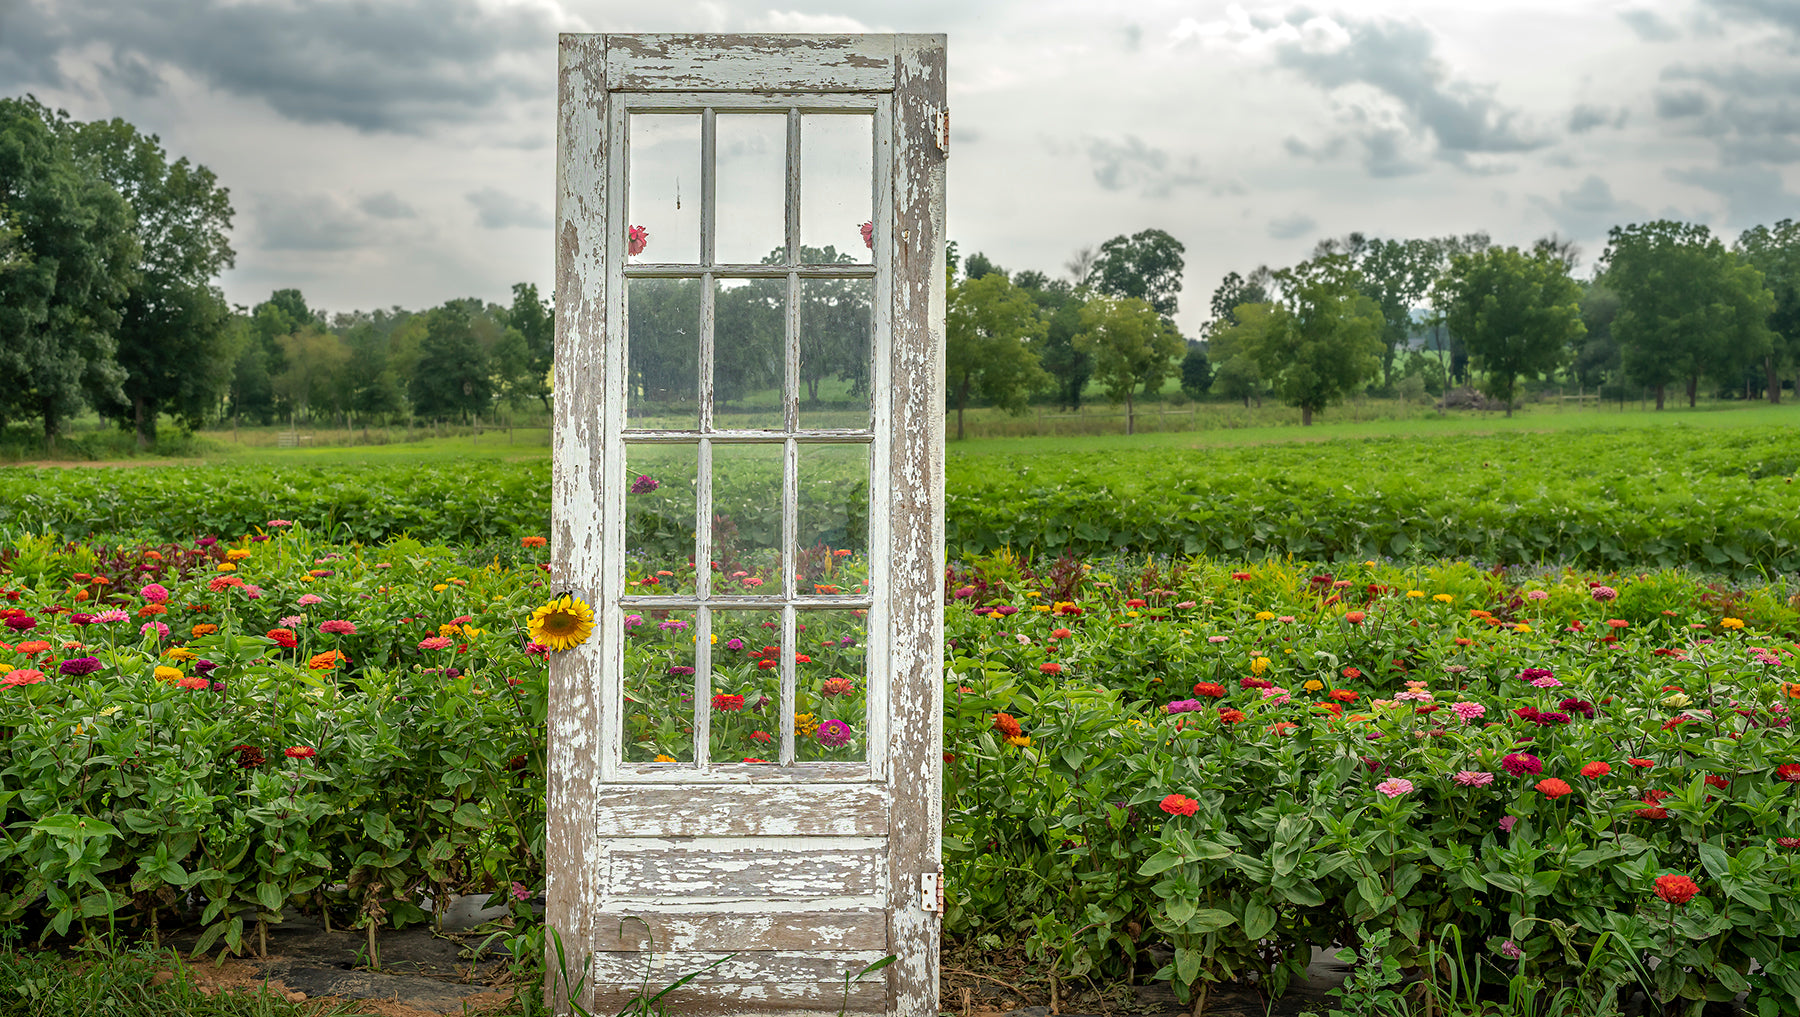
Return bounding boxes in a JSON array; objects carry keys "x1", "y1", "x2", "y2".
[{"x1": 548, "y1": 34, "x2": 946, "y2": 1017}]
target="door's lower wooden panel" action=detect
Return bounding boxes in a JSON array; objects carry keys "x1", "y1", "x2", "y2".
[
  {"x1": 589, "y1": 951, "x2": 889, "y2": 1015},
  {"x1": 602, "y1": 837, "x2": 885, "y2": 902},
  {"x1": 594, "y1": 908, "x2": 888, "y2": 952},
  {"x1": 596, "y1": 784, "x2": 888, "y2": 837}
]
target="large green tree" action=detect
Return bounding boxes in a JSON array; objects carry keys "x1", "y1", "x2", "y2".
[
  {"x1": 1433, "y1": 246, "x2": 1586, "y2": 417},
  {"x1": 1086, "y1": 228, "x2": 1185, "y2": 318},
  {"x1": 1013, "y1": 269, "x2": 1089, "y2": 410},
  {"x1": 946, "y1": 272, "x2": 1048, "y2": 441},
  {"x1": 0, "y1": 97, "x2": 136, "y2": 449},
  {"x1": 1735, "y1": 219, "x2": 1800, "y2": 403},
  {"x1": 67, "y1": 115, "x2": 236, "y2": 446},
  {"x1": 409, "y1": 301, "x2": 493, "y2": 421},
  {"x1": 1599, "y1": 221, "x2": 1773, "y2": 409},
  {"x1": 1355, "y1": 238, "x2": 1445, "y2": 388},
  {"x1": 505, "y1": 282, "x2": 554, "y2": 411},
  {"x1": 1210, "y1": 255, "x2": 1382, "y2": 425},
  {"x1": 1073, "y1": 295, "x2": 1183, "y2": 434}
]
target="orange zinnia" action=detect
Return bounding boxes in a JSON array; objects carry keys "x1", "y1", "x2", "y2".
[{"x1": 308, "y1": 650, "x2": 349, "y2": 670}]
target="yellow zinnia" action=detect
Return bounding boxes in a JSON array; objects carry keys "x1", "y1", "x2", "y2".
[
  {"x1": 153, "y1": 666, "x2": 183, "y2": 683},
  {"x1": 527, "y1": 595, "x2": 595, "y2": 651},
  {"x1": 225, "y1": 549, "x2": 252, "y2": 561},
  {"x1": 1721, "y1": 617, "x2": 1745, "y2": 630}
]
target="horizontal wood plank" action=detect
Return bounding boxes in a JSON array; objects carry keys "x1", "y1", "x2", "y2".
[
  {"x1": 596, "y1": 783, "x2": 887, "y2": 837},
  {"x1": 594, "y1": 908, "x2": 888, "y2": 952},
  {"x1": 590, "y1": 951, "x2": 888, "y2": 1014},
  {"x1": 604, "y1": 34, "x2": 895, "y2": 92},
  {"x1": 603, "y1": 839, "x2": 883, "y2": 901}
]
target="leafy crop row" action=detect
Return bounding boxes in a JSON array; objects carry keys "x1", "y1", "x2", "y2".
[{"x1": 1, "y1": 424, "x2": 1796, "y2": 572}]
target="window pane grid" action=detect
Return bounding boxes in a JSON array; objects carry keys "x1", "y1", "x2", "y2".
[{"x1": 619, "y1": 97, "x2": 882, "y2": 775}]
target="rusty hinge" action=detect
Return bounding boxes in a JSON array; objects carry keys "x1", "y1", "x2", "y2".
[
  {"x1": 932, "y1": 109, "x2": 949, "y2": 157},
  {"x1": 920, "y1": 871, "x2": 944, "y2": 913}
]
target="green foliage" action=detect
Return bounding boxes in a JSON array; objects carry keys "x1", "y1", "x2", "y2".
[
  {"x1": 409, "y1": 301, "x2": 493, "y2": 421},
  {"x1": 1735, "y1": 219, "x2": 1800, "y2": 402},
  {"x1": 1073, "y1": 295, "x2": 1184, "y2": 433},
  {"x1": 1212, "y1": 255, "x2": 1383, "y2": 425},
  {"x1": 1600, "y1": 221, "x2": 1774, "y2": 408},
  {"x1": 947, "y1": 272, "x2": 1050, "y2": 440},
  {"x1": 0, "y1": 96, "x2": 137, "y2": 448},
  {"x1": 1086, "y1": 228, "x2": 1186, "y2": 318},
  {"x1": 1435, "y1": 247, "x2": 1586, "y2": 416},
  {"x1": 0, "y1": 942, "x2": 348, "y2": 1016}
]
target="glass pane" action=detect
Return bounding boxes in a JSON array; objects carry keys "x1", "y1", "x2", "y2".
[
  {"x1": 714, "y1": 278, "x2": 785, "y2": 430},
  {"x1": 622, "y1": 608, "x2": 696, "y2": 763},
  {"x1": 795, "y1": 609, "x2": 868, "y2": 762},
  {"x1": 628, "y1": 114, "x2": 700, "y2": 264},
  {"x1": 715, "y1": 114, "x2": 787, "y2": 265},
  {"x1": 796, "y1": 444, "x2": 869, "y2": 598},
  {"x1": 798, "y1": 277, "x2": 873, "y2": 429},
  {"x1": 800, "y1": 114, "x2": 872, "y2": 264},
  {"x1": 710, "y1": 610, "x2": 783, "y2": 764},
  {"x1": 627, "y1": 278, "x2": 700, "y2": 428},
  {"x1": 625, "y1": 444, "x2": 697, "y2": 595},
  {"x1": 711, "y1": 444, "x2": 784, "y2": 594}
]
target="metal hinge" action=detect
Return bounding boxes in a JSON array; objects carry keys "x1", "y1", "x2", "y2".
[
  {"x1": 920, "y1": 871, "x2": 944, "y2": 913},
  {"x1": 932, "y1": 109, "x2": 949, "y2": 156}
]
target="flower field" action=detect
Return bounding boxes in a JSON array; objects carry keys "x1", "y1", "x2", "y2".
[{"x1": 3, "y1": 526, "x2": 1800, "y2": 1011}]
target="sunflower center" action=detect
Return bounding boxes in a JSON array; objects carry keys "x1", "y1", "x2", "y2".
[{"x1": 540, "y1": 612, "x2": 580, "y2": 636}]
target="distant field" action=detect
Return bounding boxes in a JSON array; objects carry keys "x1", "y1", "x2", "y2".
[{"x1": 3, "y1": 403, "x2": 1796, "y2": 573}]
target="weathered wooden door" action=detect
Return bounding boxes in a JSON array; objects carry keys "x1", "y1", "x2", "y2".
[{"x1": 548, "y1": 34, "x2": 946, "y2": 1017}]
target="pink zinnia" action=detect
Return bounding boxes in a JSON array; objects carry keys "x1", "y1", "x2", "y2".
[
  {"x1": 141, "y1": 621, "x2": 169, "y2": 640},
  {"x1": 91, "y1": 609, "x2": 130, "y2": 624},
  {"x1": 1530, "y1": 676, "x2": 1563, "y2": 688},
  {"x1": 1450, "y1": 701, "x2": 1485, "y2": 722},
  {"x1": 418, "y1": 636, "x2": 454, "y2": 650},
  {"x1": 1497, "y1": 815, "x2": 1518, "y2": 832},
  {"x1": 1453, "y1": 770, "x2": 1494, "y2": 787},
  {"x1": 139, "y1": 583, "x2": 170, "y2": 603},
  {"x1": 1375, "y1": 778, "x2": 1414, "y2": 798},
  {"x1": 318, "y1": 620, "x2": 357, "y2": 635},
  {"x1": 1525, "y1": 590, "x2": 1548, "y2": 601},
  {"x1": 1502, "y1": 753, "x2": 1543, "y2": 776},
  {"x1": 297, "y1": 594, "x2": 324, "y2": 606},
  {"x1": 1590, "y1": 585, "x2": 1618, "y2": 602},
  {"x1": 2, "y1": 668, "x2": 47, "y2": 687}
]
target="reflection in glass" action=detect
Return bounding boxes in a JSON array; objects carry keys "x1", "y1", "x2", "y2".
[
  {"x1": 796, "y1": 444, "x2": 869, "y2": 598},
  {"x1": 628, "y1": 114, "x2": 701, "y2": 264},
  {"x1": 715, "y1": 114, "x2": 787, "y2": 265},
  {"x1": 709, "y1": 610, "x2": 783, "y2": 764},
  {"x1": 795, "y1": 610, "x2": 868, "y2": 762},
  {"x1": 710, "y1": 444, "x2": 784, "y2": 593},
  {"x1": 625, "y1": 444, "x2": 697, "y2": 595},
  {"x1": 798, "y1": 277, "x2": 873, "y2": 429},
  {"x1": 626, "y1": 278, "x2": 700, "y2": 428},
  {"x1": 714, "y1": 278, "x2": 785, "y2": 429},
  {"x1": 622, "y1": 609, "x2": 697, "y2": 763},
  {"x1": 800, "y1": 114, "x2": 873, "y2": 264}
]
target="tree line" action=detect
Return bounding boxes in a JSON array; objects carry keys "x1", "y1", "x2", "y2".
[{"x1": 951, "y1": 218, "x2": 1800, "y2": 432}]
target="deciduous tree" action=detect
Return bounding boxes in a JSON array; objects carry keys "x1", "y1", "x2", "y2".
[
  {"x1": 1735, "y1": 219, "x2": 1800, "y2": 403},
  {"x1": 1210, "y1": 255, "x2": 1382, "y2": 425},
  {"x1": 1433, "y1": 246, "x2": 1586, "y2": 416},
  {"x1": 946, "y1": 272, "x2": 1048, "y2": 441},
  {"x1": 1073, "y1": 295, "x2": 1183, "y2": 434},
  {"x1": 1086, "y1": 228, "x2": 1185, "y2": 318}
]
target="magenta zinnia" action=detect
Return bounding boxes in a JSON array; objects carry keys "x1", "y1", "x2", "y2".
[
  {"x1": 815, "y1": 719, "x2": 854, "y2": 748},
  {"x1": 318, "y1": 619, "x2": 357, "y2": 635},
  {"x1": 1502, "y1": 753, "x2": 1544, "y2": 776}
]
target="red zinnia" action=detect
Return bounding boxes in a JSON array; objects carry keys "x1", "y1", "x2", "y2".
[
  {"x1": 1636, "y1": 789, "x2": 1671, "y2": 819},
  {"x1": 1341, "y1": 666, "x2": 1362, "y2": 680},
  {"x1": 1653, "y1": 873, "x2": 1699, "y2": 905},
  {"x1": 1344, "y1": 612, "x2": 1365, "y2": 625},
  {"x1": 1536, "y1": 778, "x2": 1573, "y2": 799},
  {"x1": 1704, "y1": 775, "x2": 1730, "y2": 790},
  {"x1": 1777, "y1": 764, "x2": 1800, "y2": 783},
  {"x1": 1217, "y1": 707, "x2": 1245, "y2": 724},
  {"x1": 1039, "y1": 662, "x2": 1062, "y2": 675},
  {"x1": 1159, "y1": 794, "x2": 1199, "y2": 817},
  {"x1": 284, "y1": 746, "x2": 316, "y2": 759},
  {"x1": 266, "y1": 628, "x2": 297, "y2": 648},
  {"x1": 1628, "y1": 758, "x2": 1655, "y2": 769},
  {"x1": 1580, "y1": 761, "x2": 1610, "y2": 779},
  {"x1": 1051, "y1": 628, "x2": 1072, "y2": 639},
  {"x1": 1329, "y1": 689, "x2": 1358, "y2": 702},
  {"x1": 1192, "y1": 682, "x2": 1226, "y2": 697},
  {"x1": 712, "y1": 694, "x2": 746, "y2": 712},
  {"x1": 992, "y1": 713, "x2": 1023, "y2": 739}
]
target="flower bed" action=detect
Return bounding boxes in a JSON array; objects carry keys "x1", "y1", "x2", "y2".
[
  {"x1": 4, "y1": 532, "x2": 1800, "y2": 1011},
  {"x1": 941, "y1": 555, "x2": 1800, "y2": 1012}
]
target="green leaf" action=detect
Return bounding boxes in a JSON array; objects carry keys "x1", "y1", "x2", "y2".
[
  {"x1": 31, "y1": 815, "x2": 119, "y2": 840},
  {"x1": 1697, "y1": 841, "x2": 1731, "y2": 881},
  {"x1": 1174, "y1": 946, "x2": 1203, "y2": 986},
  {"x1": 451, "y1": 803, "x2": 488, "y2": 829},
  {"x1": 1188, "y1": 909, "x2": 1237, "y2": 934},
  {"x1": 1241, "y1": 900, "x2": 1275, "y2": 941}
]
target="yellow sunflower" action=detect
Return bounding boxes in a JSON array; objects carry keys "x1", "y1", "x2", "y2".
[{"x1": 528, "y1": 594, "x2": 595, "y2": 651}]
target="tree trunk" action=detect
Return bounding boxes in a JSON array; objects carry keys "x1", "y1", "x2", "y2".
[
  {"x1": 1301, "y1": 405, "x2": 1313, "y2": 426},
  {"x1": 955, "y1": 372, "x2": 970, "y2": 442},
  {"x1": 1769, "y1": 355, "x2": 1781, "y2": 405},
  {"x1": 133, "y1": 395, "x2": 149, "y2": 450},
  {"x1": 1125, "y1": 390, "x2": 1135, "y2": 435},
  {"x1": 1655, "y1": 384, "x2": 1665, "y2": 410},
  {"x1": 1686, "y1": 374, "x2": 1698, "y2": 408},
  {"x1": 41, "y1": 402, "x2": 57, "y2": 455}
]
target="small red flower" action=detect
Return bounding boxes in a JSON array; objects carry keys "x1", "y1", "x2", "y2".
[
  {"x1": 1580, "y1": 761, "x2": 1610, "y2": 779},
  {"x1": 1329, "y1": 689, "x2": 1358, "y2": 702},
  {"x1": 1344, "y1": 612, "x2": 1365, "y2": 625},
  {"x1": 1051, "y1": 628, "x2": 1072, "y2": 639},
  {"x1": 992, "y1": 713, "x2": 1023, "y2": 739},
  {"x1": 266, "y1": 628, "x2": 297, "y2": 648},
  {"x1": 1635, "y1": 789, "x2": 1671, "y2": 819},
  {"x1": 1536, "y1": 778, "x2": 1573, "y2": 799},
  {"x1": 1039, "y1": 662, "x2": 1062, "y2": 675},
  {"x1": 1777, "y1": 764, "x2": 1800, "y2": 783},
  {"x1": 1217, "y1": 707, "x2": 1245, "y2": 724},
  {"x1": 1192, "y1": 682, "x2": 1226, "y2": 698},
  {"x1": 1653, "y1": 873, "x2": 1699, "y2": 905},
  {"x1": 284, "y1": 746, "x2": 316, "y2": 759},
  {"x1": 1628, "y1": 758, "x2": 1655, "y2": 769},
  {"x1": 1230, "y1": 572, "x2": 1252, "y2": 581},
  {"x1": 1704, "y1": 775, "x2": 1730, "y2": 790},
  {"x1": 1341, "y1": 666, "x2": 1362, "y2": 680},
  {"x1": 711, "y1": 694, "x2": 746, "y2": 712},
  {"x1": 1159, "y1": 794, "x2": 1199, "y2": 817}
]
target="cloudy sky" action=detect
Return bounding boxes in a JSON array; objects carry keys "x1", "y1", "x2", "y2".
[{"x1": 3, "y1": 0, "x2": 1796, "y2": 335}]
